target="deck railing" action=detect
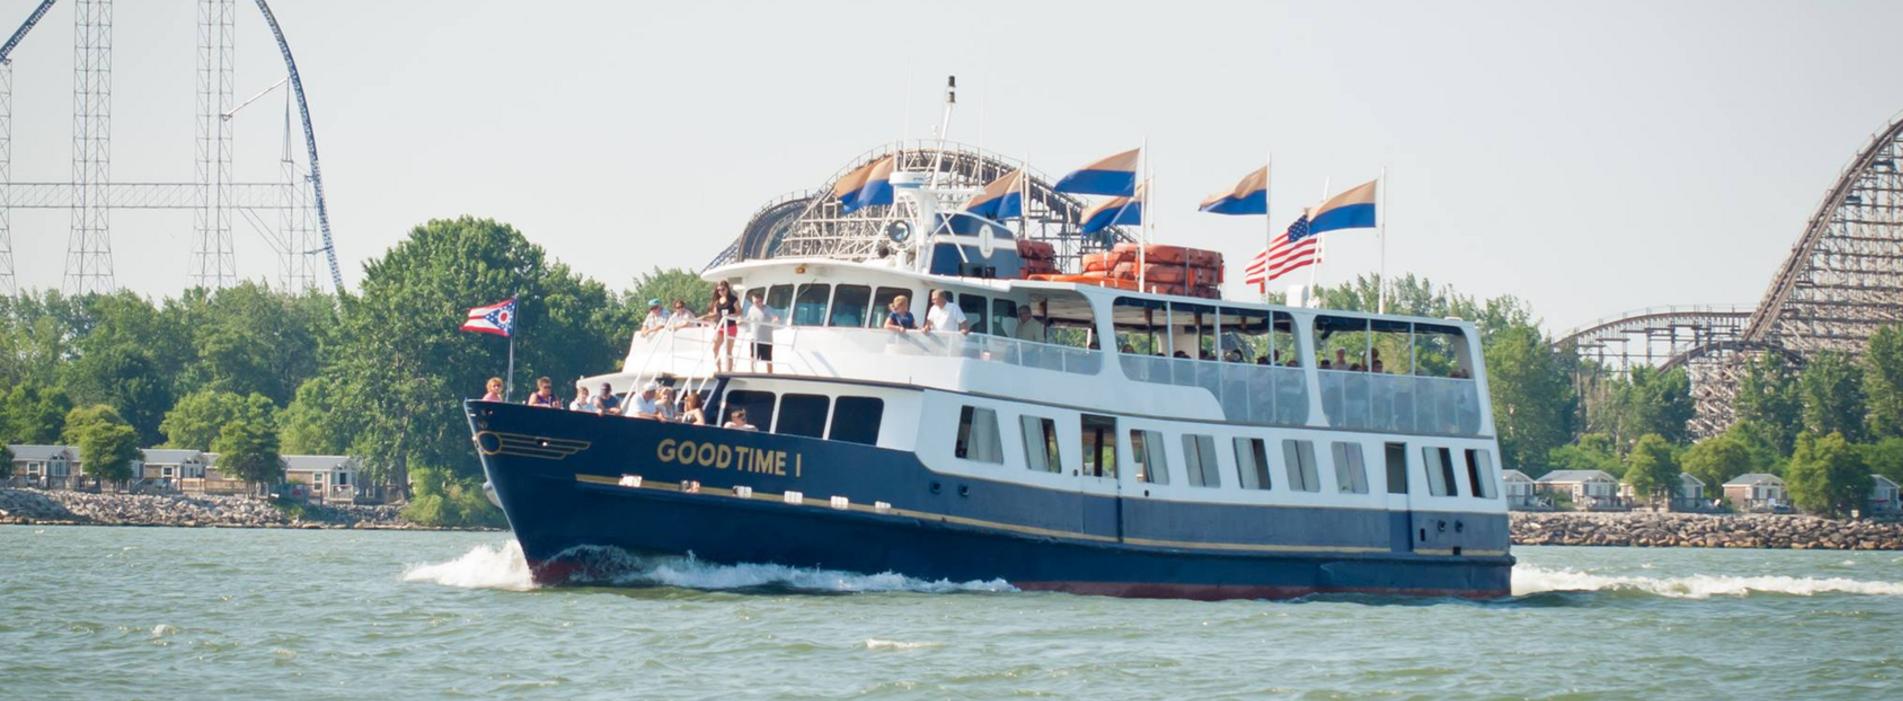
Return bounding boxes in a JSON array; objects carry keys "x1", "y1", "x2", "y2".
[
  {"x1": 1318, "y1": 370, "x2": 1483, "y2": 436},
  {"x1": 1119, "y1": 355, "x2": 1309, "y2": 426}
]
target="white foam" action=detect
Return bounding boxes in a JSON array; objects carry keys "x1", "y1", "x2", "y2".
[
  {"x1": 1513, "y1": 564, "x2": 1903, "y2": 599},
  {"x1": 612, "y1": 554, "x2": 1016, "y2": 594},
  {"x1": 401, "y1": 540, "x2": 536, "y2": 592},
  {"x1": 864, "y1": 638, "x2": 942, "y2": 651}
]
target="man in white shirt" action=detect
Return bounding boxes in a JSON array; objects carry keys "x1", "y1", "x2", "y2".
[
  {"x1": 923, "y1": 290, "x2": 969, "y2": 334},
  {"x1": 628, "y1": 382, "x2": 662, "y2": 419},
  {"x1": 1012, "y1": 304, "x2": 1047, "y2": 344},
  {"x1": 744, "y1": 290, "x2": 780, "y2": 373},
  {"x1": 638, "y1": 299, "x2": 667, "y2": 337}
]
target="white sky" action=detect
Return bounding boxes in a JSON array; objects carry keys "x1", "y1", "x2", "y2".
[{"x1": 4, "y1": 0, "x2": 1900, "y2": 333}]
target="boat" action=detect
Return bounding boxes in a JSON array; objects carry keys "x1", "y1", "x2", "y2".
[{"x1": 466, "y1": 157, "x2": 1513, "y2": 600}]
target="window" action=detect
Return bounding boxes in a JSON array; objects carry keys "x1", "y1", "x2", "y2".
[
  {"x1": 992, "y1": 298, "x2": 1019, "y2": 339},
  {"x1": 337, "y1": 472, "x2": 350, "y2": 487},
  {"x1": 1021, "y1": 415, "x2": 1060, "y2": 473},
  {"x1": 1423, "y1": 446, "x2": 1460, "y2": 497},
  {"x1": 958, "y1": 293, "x2": 990, "y2": 334},
  {"x1": 829, "y1": 397, "x2": 884, "y2": 445},
  {"x1": 1331, "y1": 442, "x2": 1370, "y2": 494},
  {"x1": 1385, "y1": 442, "x2": 1409, "y2": 494},
  {"x1": 1283, "y1": 440, "x2": 1320, "y2": 492},
  {"x1": 776, "y1": 394, "x2": 830, "y2": 438},
  {"x1": 1233, "y1": 437, "x2": 1272, "y2": 490},
  {"x1": 1465, "y1": 449, "x2": 1497, "y2": 499},
  {"x1": 955, "y1": 406, "x2": 1004, "y2": 463},
  {"x1": 792, "y1": 284, "x2": 831, "y2": 326},
  {"x1": 723, "y1": 390, "x2": 777, "y2": 431},
  {"x1": 1131, "y1": 430, "x2": 1169, "y2": 484},
  {"x1": 764, "y1": 284, "x2": 794, "y2": 323},
  {"x1": 868, "y1": 287, "x2": 912, "y2": 328},
  {"x1": 829, "y1": 285, "x2": 871, "y2": 327},
  {"x1": 1182, "y1": 434, "x2": 1221, "y2": 488},
  {"x1": 1081, "y1": 414, "x2": 1117, "y2": 478}
]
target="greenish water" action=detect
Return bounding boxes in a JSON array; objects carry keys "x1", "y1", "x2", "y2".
[{"x1": 2, "y1": 526, "x2": 1900, "y2": 699}]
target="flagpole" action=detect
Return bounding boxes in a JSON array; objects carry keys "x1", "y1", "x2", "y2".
[
  {"x1": 1137, "y1": 137, "x2": 1148, "y2": 294},
  {"x1": 1377, "y1": 166, "x2": 1389, "y2": 315},
  {"x1": 505, "y1": 333, "x2": 516, "y2": 401},
  {"x1": 1306, "y1": 177, "x2": 1331, "y2": 294},
  {"x1": 1263, "y1": 149, "x2": 1273, "y2": 299}
]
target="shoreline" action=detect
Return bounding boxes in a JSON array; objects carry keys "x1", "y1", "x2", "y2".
[
  {"x1": 0, "y1": 487, "x2": 500, "y2": 532},
  {"x1": 1511, "y1": 511, "x2": 1903, "y2": 550}
]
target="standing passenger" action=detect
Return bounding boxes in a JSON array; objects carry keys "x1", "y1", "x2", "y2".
[
  {"x1": 638, "y1": 299, "x2": 668, "y2": 337},
  {"x1": 922, "y1": 291, "x2": 969, "y2": 334},
  {"x1": 482, "y1": 377, "x2": 505, "y2": 401},
  {"x1": 595, "y1": 382, "x2": 621, "y2": 415},
  {"x1": 744, "y1": 290, "x2": 781, "y2": 373},
  {"x1": 679, "y1": 393, "x2": 707, "y2": 425},
  {"x1": 1013, "y1": 304, "x2": 1047, "y2": 344},
  {"x1": 525, "y1": 377, "x2": 561, "y2": 408},
  {"x1": 705, "y1": 281, "x2": 740, "y2": 373},
  {"x1": 883, "y1": 295, "x2": 916, "y2": 332}
]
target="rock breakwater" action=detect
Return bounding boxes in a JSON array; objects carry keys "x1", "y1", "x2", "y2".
[
  {"x1": 0, "y1": 488, "x2": 430, "y2": 529},
  {"x1": 1512, "y1": 511, "x2": 1903, "y2": 550}
]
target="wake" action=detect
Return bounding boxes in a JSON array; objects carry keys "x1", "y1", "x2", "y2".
[
  {"x1": 1512, "y1": 564, "x2": 1903, "y2": 599},
  {"x1": 401, "y1": 540, "x2": 1015, "y2": 595}
]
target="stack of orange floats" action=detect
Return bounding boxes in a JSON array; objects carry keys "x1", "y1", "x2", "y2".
[
  {"x1": 1027, "y1": 243, "x2": 1222, "y2": 298},
  {"x1": 1016, "y1": 240, "x2": 1060, "y2": 277}
]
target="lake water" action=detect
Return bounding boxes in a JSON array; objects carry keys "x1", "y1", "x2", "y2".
[{"x1": 3, "y1": 525, "x2": 1900, "y2": 699}]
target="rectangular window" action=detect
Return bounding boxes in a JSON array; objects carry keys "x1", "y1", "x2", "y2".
[
  {"x1": 1331, "y1": 442, "x2": 1370, "y2": 494},
  {"x1": 829, "y1": 396, "x2": 884, "y2": 446},
  {"x1": 1283, "y1": 440, "x2": 1320, "y2": 492},
  {"x1": 1233, "y1": 437, "x2": 1272, "y2": 490},
  {"x1": 1385, "y1": 442, "x2": 1409, "y2": 494},
  {"x1": 1131, "y1": 430, "x2": 1169, "y2": 484},
  {"x1": 828, "y1": 285, "x2": 871, "y2": 327},
  {"x1": 1423, "y1": 446, "x2": 1460, "y2": 497},
  {"x1": 992, "y1": 298, "x2": 1019, "y2": 339},
  {"x1": 1465, "y1": 449, "x2": 1497, "y2": 499},
  {"x1": 792, "y1": 284, "x2": 831, "y2": 326},
  {"x1": 868, "y1": 287, "x2": 912, "y2": 328},
  {"x1": 765, "y1": 285, "x2": 794, "y2": 322},
  {"x1": 1081, "y1": 414, "x2": 1117, "y2": 478},
  {"x1": 1020, "y1": 415, "x2": 1061, "y2": 473},
  {"x1": 958, "y1": 293, "x2": 990, "y2": 335},
  {"x1": 955, "y1": 406, "x2": 1004, "y2": 464},
  {"x1": 723, "y1": 390, "x2": 777, "y2": 431},
  {"x1": 774, "y1": 394, "x2": 829, "y2": 438},
  {"x1": 1182, "y1": 434, "x2": 1221, "y2": 488}
]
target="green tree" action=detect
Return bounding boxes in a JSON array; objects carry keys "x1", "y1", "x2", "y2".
[
  {"x1": 630, "y1": 267, "x2": 713, "y2": 314},
  {"x1": 1787, "y1": 432, "x2": 1872, "y2": 518},
  {"x1": 57, "y1": 291, "x2": 190, "y2": 445},
  {"x1": 1734, "y1": 352, "x2": 1802, "y2": 456},
  {"x1": 1484, "y1": 325, "x2": 1576, "y2": 472},
  {"x1": 1800, "y1": 351, "x2": 1866, "y2": 442},
  {"x1": 211, "y1": 395, "x2": 283, "y2": 492},
  {"x1": 1546, "y1": 439, "x2": 1623, "y2": 479},
  {"x1": 1, "y1": 382, "x2": 73, "y2": 444},
  {"x1": 182, "y1": 283, "x2": 331, "y2": 405},
  {"x1": 1623, "y1": 433, "x2": 1679, "y2": 507},
  {"x1": 1590, "y1": 367, "x2": 1693, "y2": 450},
  {"x1": 1860, "y1": 436, "x2": 1903, "y2": 487},
  {"x1": 1864, "y1": 325, "x2": 1903, "y2": 438},
  {"x1": 400, "y1": 464, "x2": 506, "y2": 528},
  {"x1": 0, "y1": 443, "x2": 13, "y2": 479},
  {"x1": 1720, "y1": 418, "x2": 1787, "y2": 475},
  {"x1": 159, "y1": 390, "x2": 254, "y2": 451},
  {"x1": 62, "y1": 404, "x2": 140, "y2": 489},
  {"x1": 278, "y1": 376, "x2": 356, "y2": 455},
  {"x1": 1682, "y1": 433, "x2": 1756, "y2": 491}
]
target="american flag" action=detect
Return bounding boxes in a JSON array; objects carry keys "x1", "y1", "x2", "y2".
[{"x1": 1244, "y1": 213, "x2": 1320, "y2": 291}]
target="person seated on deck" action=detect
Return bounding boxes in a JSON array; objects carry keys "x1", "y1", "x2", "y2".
[
  {"x1": 654, "y1": 387, "x2": 680, "y2": 421},
  {"x1": 1256, "y1": 355, "x2": 1270, "y2": 365},
  {"x1": 1173, "y1": 350, "x2": 1190, "y2": 359},
  {"x1": 568, "y1": 386, "x2": 594, "y2": 412},
  {"x1": 525, "y1": 377, "x2": 561, "y2": 408},
  {"x1": 482, "y1": 377, "x2": 504, "y2": 401},
  {"x1": 1319, "y1": 359, "x2": 1333, "y2": 370},
  {"x1": 638, "y1": 299, "x2": 668, "y2": 337},
  {"x1": 723, "y1": 407, "x2": 757, "y2": 431},
  {"x1": 884, "y1": 295, "x2": 917, "y2": 332},
  {"x1": 666, "y1": 300, "x2": 697, "y2": 329},
  {"x1": 1012, "y1": 304, "x2": 1047, "y2": 344},
  {"x1": 679, "y1": 392, "x2": 707, "y2": 425},
  {"x1": 922, "y1": 291, "x2": 969, "y2": 334},
  {"x1": 595, "y1": 382, "x2": 621, "y2": 416},
  {"x1": 627, "y1": 382, "x2": 662, "y2": 418}
]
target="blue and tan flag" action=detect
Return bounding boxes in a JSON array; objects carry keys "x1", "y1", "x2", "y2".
[
  {"x1": 966, "y1": 169, "x2": 1027, "y2": 220},
  {"x1": 1053, "y1": 148, "x2": 1140, "y2": 196},
  {"x1": 1080, "y1": 184, "x2": 1144, "y2": 234},
  {"x1": 1309, "y1": 179, "x2": 1378, "y2": 233},
  {"x1": 834, "y1": 155, "x2": 896, "y2": 213},
  {"x1": 1198, "y1": 166, "x2": 1269, "y2": 216}
]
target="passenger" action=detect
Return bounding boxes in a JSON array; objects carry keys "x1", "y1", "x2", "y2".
[
  {"x1": 655, "y1": 387, "x2": 680, "y2": 421},
  {"x1": 1120, "y1": 344, "x2": 1136, "y2": 354},
  {"x1": 883, "y1": 295, "x2": 917, "y2": 332},
  {"x1": 666, "y1": 299, "x2": 696, "y2": 329},
  {"x1": 628, "y1": 382, "x2": 662, "y2": 419},
  {"x1": 723, "y1": 407, "x2": 758, "y2": 431},
  {"x1": 705, "y1": 281, "x2": 740, "y2": 373},
  {"x1": 1371, "y1": 359, "x2": 1386, "y2": 374},
  {"x1": 1256, "y1": 355, "x2": 1270, "y2": 365},
  {"x1": 638, "y1": 299, "x2": 668, "y2": 337},
  {"x1": 1012, "y1": 304, "x2": 1047, "y2": 344},
  {"x1": 1173, "y1": 350, "x2": 1190, "y2": 359},
  {"x1": 595, "y1": 382, "x2": 621, "y2": 415},
  {"x1": 482, "y1": 377, "x2": 505, "y2": 401},
  {"x1": 568, "y1": 386, "x2": 594, "y2": 412},
  {"x1": 1333, "y1": 348, "x2": 1349, "y2": 369},
  {"x1": 1319, "y1": 359, "x2": 1333, "y2": 370},
  {"x1": 679, "y1": 393, "x2": 708, "y2": 425},
  {"x1": 744, "y1": 290, "x2": 781, "y2": 373},
  {"x1": 1224, "y1": 348, "x2": 1245, "y2": 363},
  {"x1": 922, "y1": 290, "x2": 969, "y2": 334},
  {"x1": 525, "y1": 377, "x2": 561, "y2": 408}
]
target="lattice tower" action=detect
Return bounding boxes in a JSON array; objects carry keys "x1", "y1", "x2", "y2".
[
  {"x1": 64, "y1": 0, "x2": 111, "y2": 295},
  {"x1": 192, "y1": 0, "x2": 237, "y2": 288}
]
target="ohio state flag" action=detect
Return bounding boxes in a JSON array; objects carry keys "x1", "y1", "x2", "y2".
[{"x1": 460, "y1": 298, "x2": 515, "y2": 337}]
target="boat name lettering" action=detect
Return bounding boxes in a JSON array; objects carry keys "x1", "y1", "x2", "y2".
[{"x1": 655, "y1": 438, "x2": 802, "y2": 477}]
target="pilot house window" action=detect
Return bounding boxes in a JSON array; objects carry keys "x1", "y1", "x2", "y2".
[
  {"x1": 955, "y1": 406, "x2": 1004, "y2": 464},
  {"x1": 829, "y1": 397, "x2": 884, "y2": 446}
]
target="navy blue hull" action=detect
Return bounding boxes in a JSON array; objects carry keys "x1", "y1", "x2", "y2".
[{"x1": 467, "y1": 401, "x2": 1513, "y2": 600}]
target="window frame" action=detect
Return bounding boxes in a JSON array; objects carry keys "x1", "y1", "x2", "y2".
[
  {"x1": 828, "y1": 284, "x2": 873, "y2": 328},
  {"x1": 1182, "y1": 434, "x2": 1221, "y2": 488},
  {"x1": 1020, "y1": 415, "x2": 1061, "y2": 473},
  {"x1": 1465, "y1": 448, "x2": 1497, "y2": 499},
  {"x1": 1232, "y1": 437, "x2": 1272, "y2": 490},
  {"x1": 1131, "y1": 429, "x2": 1169, "y2": 485},
  {"x1": 1331, "y1": 442, "x2": 1370, "y2": 494},
  {"x1": 1283, "y1": 439, "x2": 1321, "y2": 492},
  {"x1": 954, "y1": 405, "x2": 1005, "y2": 464}
]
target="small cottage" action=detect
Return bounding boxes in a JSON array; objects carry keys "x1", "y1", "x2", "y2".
[
  {"x1": 282, "y1": 455, "x2": 361, "y2": 504},
  {"x1": 7, "y1": 444, "x2": 77, "y2": 489},
  {"x1": 1869, "y1": 474, "x2": 1901, "y2": 515},
  {"x1": 138, "y1": 449, "x2": 210, "y2": 491},
  {"x1": 1501, "y1": 469, "x2": 1542, "y2": 509},
  {"x1": 1535, "y1": 469, "x2": 1623, "y2": 510},
  {"x1": 1723, "y1": 473, "x2": 1789, "y2": 512}
]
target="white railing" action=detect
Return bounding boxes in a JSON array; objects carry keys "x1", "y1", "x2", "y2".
[
  {"x1": 752, "y1": 324, "x2": 1103, "y2": 377},
  {"x1": 1119, "y1": 355, "x2": 1309, "y2": 426},
  {"x1": 1318, "y1": 370, "x2": 1482, "y2": 436}
]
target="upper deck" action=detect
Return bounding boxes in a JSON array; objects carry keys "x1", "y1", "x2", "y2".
[{"x1": 620, "y1": 258, "x2": 1493, "y2": 439}]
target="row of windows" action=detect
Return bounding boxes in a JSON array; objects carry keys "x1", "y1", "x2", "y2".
[
  {"x1": 721, "y1": 390, "x2": 884, "y2": 445},
  {"x1": 951, "y1": 404, "x2": 1499, "y2": 499}
]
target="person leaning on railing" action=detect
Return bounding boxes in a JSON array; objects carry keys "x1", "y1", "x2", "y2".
[
  {"x1": 638, "y1": 299, "x2": 667, "y2": 337},
  {"x1": 922, "y1": 290, "x2": 970, "y2": 335},
  {"x1": 884, "y1": 295, "x2": 917, "y2": 332}
]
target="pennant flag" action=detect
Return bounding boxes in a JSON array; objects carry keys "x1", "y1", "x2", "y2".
[
  {"x1": 834, "y1": 155, "x2": 896, "y2": 213},
  {"x1": 1309, "y1": 179, "x2": 1378, "y2": 233},
  {"x1": 1080, "y1": 185, "x2": 1145, "y2": 234},
  {"x1": 966, "y1": 169, "x2": 1027, "y2": 220},
  {"x1": 1244, "y1": 213, "x2": 1319, "y2": 290},
  {"x1": 1198, "y1": 165, "x2": 1269, "y2": 216},
  {"x1": 1053, "y1": 148, "x2": 1140, "y2": 196},
  {"x1": 461, "y1": 297, "x2": 517, "y2": 337}
]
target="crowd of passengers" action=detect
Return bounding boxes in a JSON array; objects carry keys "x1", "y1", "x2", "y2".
[{"x1": 484, "y1": 375, "x2": 765, "y2": 431}]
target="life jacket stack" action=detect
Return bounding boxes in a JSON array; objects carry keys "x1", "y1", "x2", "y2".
[
  {"x1": 1016, "y1": 239, "x2": 1060, "y2": 278},
  {"x1": 1041, "y1": 243, "x2": 1222, "y2": 298}
]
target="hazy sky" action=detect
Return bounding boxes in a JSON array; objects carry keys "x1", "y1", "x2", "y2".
[{"x1": 5, "y1": 0, "x2": 1901, "y2": 333}]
